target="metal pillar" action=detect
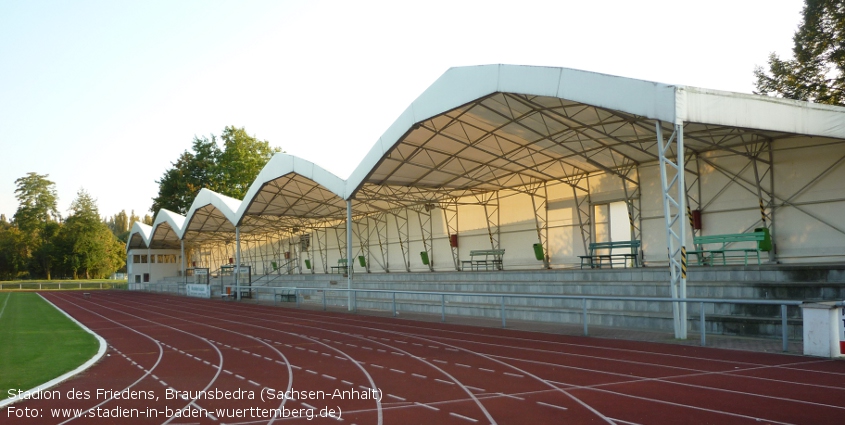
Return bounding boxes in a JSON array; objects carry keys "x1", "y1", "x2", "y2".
[
  {"x1": 346, "y1": 200, "x2": 353, "y2": 310},
  {"x1": 315, "y1": 227, "x2": 328, "y2": 273},
  {"x1": 656, "y1": 121, "x2": 688, "y2": 339},
  {"x1": 439, "y1": 198, "x2": 460, "y2": 271},
  {"x1": 392, "y1": 210, "x2": 411, "y2": 272},
  {"x1": 353, "y1": 219, "x2": 371, "y2": 273},
  {"x1": 371, "y1": 213, "x2": 389, "y2": 272},
  {"x1": 235, "y1": 226, "x2": 241, "y2": 301},
  {"x1": 621, "y1": 165, "x2": 644, "y2": 263},
  {"x1": 416, "y1": 204, "x2": 435, "y2": 272},
  {"x1": 180, "y1": 240, "x2": 185, "y2": 277},
  {"x1": 529, "y1": 182, "x2": 551, "y2": 269}
]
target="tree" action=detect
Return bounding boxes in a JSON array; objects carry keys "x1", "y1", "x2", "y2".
[
  {"x1": 13, "y1": 172, "x2": 60, "y2": 233},
  {"x1": 217, "y1": 126, "x2": 280, "y2": 200},
  {"x1": 754, "y1": 0, "x2": 845, "y2": 106},
  {"x1": 12, "y1": 172, "x2": 61, "y2": 278},
  {"x1": 60, "y1": 190, "x2": 125, "y2": 279},
  {"x1": 0, "y1": 226, "x2": 27, "y2": 280},
  {"x1": 150, "y1": 127, "x2": 281, "y2": 216}
]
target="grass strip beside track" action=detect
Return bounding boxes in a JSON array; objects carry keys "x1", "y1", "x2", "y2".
[{"x1": 0, "y1": 292, "x2": 98, "y2": 400}]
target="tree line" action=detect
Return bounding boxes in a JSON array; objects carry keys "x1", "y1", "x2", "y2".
[
  {"x1": 0, "y1": 173, "x2": 134, "y2": 280},
  {"x1": 0, "y1": 126, "x2": 280, "y2": 281}
]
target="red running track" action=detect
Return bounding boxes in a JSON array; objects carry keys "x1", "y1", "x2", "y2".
[{"x1": 4, "y1": 291, "x2": 845, "y2": 424}]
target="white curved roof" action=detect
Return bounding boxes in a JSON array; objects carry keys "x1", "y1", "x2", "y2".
[
  {"x1": 149, "y1": 208, "x2": 186, "y2": 249},
  {"x1": 182, "y1": 189, "x2": 242, "y2": 242},
  {"x1": 347, "y1": 64, "x2": 845, "y2": 199},
  {"x1": 130, "y1": 64, "x2": 845, "y2": 247},
  {"x1": 126, "y1": 222, "x2": 152, "y2": 251},
  {"x1": 237, "y1": 153, "x2": 348, "y2": 228}
]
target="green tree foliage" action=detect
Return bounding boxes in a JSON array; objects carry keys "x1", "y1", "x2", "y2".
[
  {"x1": 12, "y1": 173, "x2": 61, "y2": 279},
  {"x1": 58, "y1": 190, "x2": 125, "y2": 279},
  {"x1": 0, "y1": 226, "x2": 27, "y2": 280},
  {"x1": 754, "y1": 0, "x2": 845, "y2": 106},
  {"x1": 151, "y1": 126, "x2": 281, "y2": 216},
  {"x1": 13, "y1": 172, "x2": 59, "y2": 234}
]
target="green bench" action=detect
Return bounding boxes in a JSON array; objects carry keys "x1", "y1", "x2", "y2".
[
  {"x1": 689, "y1": 230, "x2": 771, "y2": 266},
  {"x1": 331, "y1": 259, "x2": 349, "y2": 274},
  {"x1": 579, "y1": 240, "x2": 641, "y2": 269},
  {"x1": 462, "y1": 249, "x2": 505, "y2": 271}
]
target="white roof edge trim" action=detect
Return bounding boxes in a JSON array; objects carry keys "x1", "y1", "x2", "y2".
[
  {"x1": 682, "y1": 87, "x2": 845, "y2": 138},
  {"x1": 125, "y1": 222, "x2": 152, "y2": 252},
  {"x1": 236, "y1": 153, "x2": 347, "y2": 225},
  {"x1": 183, "y1": 188, "x2": 242, "y2": 232},
  {"x1": 346, "y1": 64, "x2": 681, "y2": 197},
  {"x1": 151, "y1": 208, "x2": 187, "y2": 241}
]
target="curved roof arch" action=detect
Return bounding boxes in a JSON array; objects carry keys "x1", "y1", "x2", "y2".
[
  {"x1": 236, "y1": 153, "x2": 348, "y2": 228},
  {"x1": 182, "y1": 189, "x2": 242, "y2": 243},
  {"x1": 346, "y1": 64, "x2": 845, "y2": 201},
  {"x1": 126, "y1": 222, "x2": 152, "y2": 252},
  {"x1": 148, "y1": 208, "x2": 186, "y2": 249}
]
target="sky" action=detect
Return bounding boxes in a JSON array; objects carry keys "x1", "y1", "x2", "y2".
[{"x1": 0, "y1": 0, "x2": 805, "y2": 222}]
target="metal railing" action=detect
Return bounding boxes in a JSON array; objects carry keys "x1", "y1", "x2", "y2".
[
  {"x1": 128, "y1": 282, "x2": 805, "y2": 351},
  {"x1": 208, "y1": 284, "x2": 804, "y2": 352}
]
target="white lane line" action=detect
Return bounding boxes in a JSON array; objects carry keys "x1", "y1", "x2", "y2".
[
  {"x1": 414, "y1": 402, "x2": 439, "y2": 411},
  {"x1": 264, "y1": 356, "x2": 273, "y2": 361},
  {"x1": 302, "y1": 402, "x2": 317, "y2": 410},
  {"x1": 465, "y1": 385, "x2": 485, "y2": 392},
  {"x1": 479, "y1": 368, "x2": 495, "y2": 373},
  {"x1": 370, "y1": 364, "x2": 385, "y2": 369},
  {"x1": 223, "y1": 370, "x2": 233, "y2": 375},
  {"x1": 450, "y1": 412, "x2": 479, "y2": 422},
  {"x1": 503, "y1": 372, "x2": 524, "y2": 378},
  {"x1": 248, "y1": 380, "x2": 261, "y2": 387},
  {"x1": 341, "y1": 380, "x2": 354, "y2": 386},
  {"x1": 455, "y1": 363, "x2": 471, "y2": 368},
  {"x1": 389, "y1": 369, "x2": 406, "y2": 374},
  {"x1": 497, "y1": 392, "x2": 524, "y2": 401},
  {"x1": 432, "y1": 359, "x2": 448, "y2": 364},
  {"x1": 387, "y1": 394, "x2": 406, "y2": 401},
  {"x1": 537, "y1": 401, "x2": 568, "y2": 411},
  {"x1": 235, "y1": 374, "x2": 245, "y2": 380},
  {"x1": 322, "y1": 374, "x2": 337, "y2": 380},
  {"x1": 428, "y1": 345, "x2": 440, "y2": 349},
  {"x1": 306, "y1": 370, "x2": 318, "y2": 375},
  {"x1": 412, "y1": 373, "x2": 427, "y2": 379},
  {"x1": 435, "y1": 379, "x2": 455, "y2": 385}
]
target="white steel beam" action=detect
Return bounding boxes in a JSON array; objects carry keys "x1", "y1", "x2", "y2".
[{"x1": 656, "y1": 121, "x2": 688, "y2": 339}]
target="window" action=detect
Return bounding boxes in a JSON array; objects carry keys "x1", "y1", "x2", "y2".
[
  {"x1": 593, "y1": 201, "x2": 630, "y2": 243},
  {"x1": 133, "y1": 255, "x2": 140, "y2": 264},
  {"x1": 134, "y1": 275, "x2": 141, "y2": 283},
  {"x1": 143, "y1": 273, "x2": 150, "y2": 282}
]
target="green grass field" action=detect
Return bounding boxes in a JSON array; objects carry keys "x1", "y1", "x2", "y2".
[
  {"x1": 0, "y1": 279, "x2": 127, "y2": 291},
  {"x1": 0, "y1": 292, "x2": 99, "y2": 400}
]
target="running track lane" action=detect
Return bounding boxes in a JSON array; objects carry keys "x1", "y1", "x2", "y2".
[{"x1": 3, "y1": 291, "x2": 843, "y2": 424}]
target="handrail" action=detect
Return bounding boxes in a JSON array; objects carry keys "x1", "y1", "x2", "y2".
[{"x1": 138, "y1": 282, "x2": 810, "y2": 352}]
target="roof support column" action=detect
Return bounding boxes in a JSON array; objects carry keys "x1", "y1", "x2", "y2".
[
  {"x1": 315, "y1": 227, "x2": 328, "y2": 273},
  {"x1": 352, "y1": 220, "x2": 371, "y2": 273},
  {"x1": 235, "y1": 226, "x2": 241, "y2": 301},
  {"x1": 416, "y1": 204, "x2": 435, "y2": 272},
  {"x1": 474, "y1": 192, "x2": 500, "y2": 251},
  {"x1": 392, "y1": 211, "x2": 411, "y2": 272},
  {"x1": 180, "y1": 240, "x2": 185, "y2": 277},
  {"x1": 439, "y1": 198, "x2": 460, "y2": 271},
  {"x1": 346, "y1": 199, "x2": 353, "y2": 311},
  {"x1": 529, "y1": 182, "x2": 550, "y2": 269},
  {"x1": 656, "y1": 121, "x2": 688, "y2": 339},
  {"x1": 621, "y1": 166, "x2": 643, "y2": 263},
  {"x1": 371, "y1": 213, "x2": 389, "y2": 272}
]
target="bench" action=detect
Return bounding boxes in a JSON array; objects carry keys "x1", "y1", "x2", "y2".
[
  {"x1": 274, "y1": 289, "x2": 297, "y2": 304},
  {"x1": 331, "y1": 259, "x2": 349, "y2": 275},
  {"x1": 461, "y1": 249, "x2": 505, "y2": 271},
  {"x1": 83, "y1": 292, "x2": 91, "y2": 299},
  {"x1": 579, "y1": 240, "x2": 641, "y2": 269},
  {"x1": 688, "y1": 231, "x2": 770, "y2": 266}
]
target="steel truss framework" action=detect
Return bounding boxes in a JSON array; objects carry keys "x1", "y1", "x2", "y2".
[{"x1": 133, "y1": 67, "x2": 845, "y2": 341}]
